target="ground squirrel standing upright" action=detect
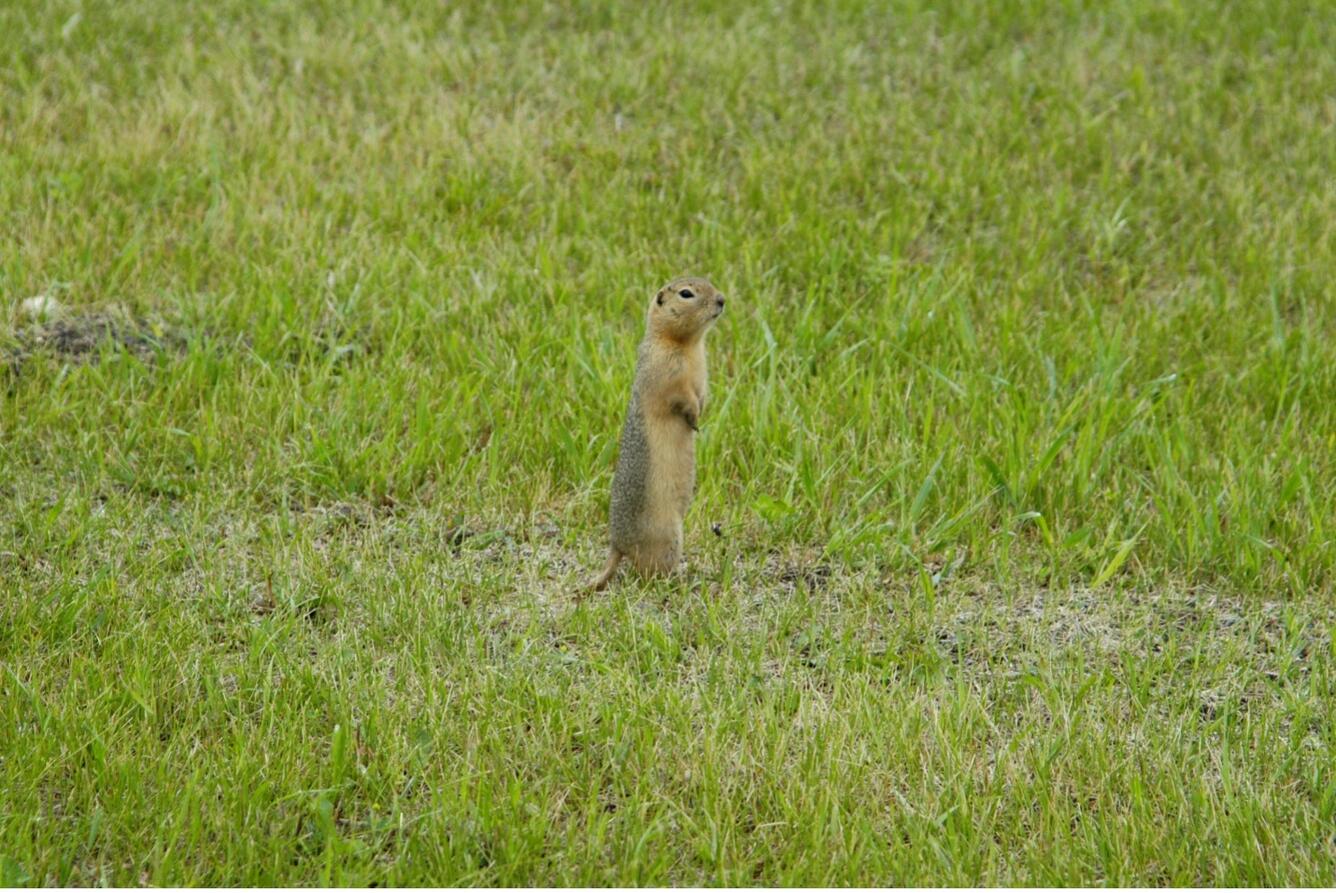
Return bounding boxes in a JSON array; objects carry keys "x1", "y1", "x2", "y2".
[{"x1": 586, "y1": 276, "x2": 726, "y2": 591}]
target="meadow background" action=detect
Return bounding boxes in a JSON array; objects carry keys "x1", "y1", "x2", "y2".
[{"x1": 3, "y1": 0, "x2": 1335, "y2": 884}]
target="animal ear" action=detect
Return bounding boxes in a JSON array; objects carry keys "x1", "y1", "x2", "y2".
[{"x1": 655, "y1": 290, "x2": 665, "y2": 306}]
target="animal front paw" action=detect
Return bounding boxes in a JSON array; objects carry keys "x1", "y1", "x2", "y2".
[{"x1": 671, "y1": 399, "x2": 700, "y2": 431}]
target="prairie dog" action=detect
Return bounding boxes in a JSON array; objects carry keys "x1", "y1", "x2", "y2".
[{"x1": 586, "y1": 277, "x2": 726, "y2": 590}]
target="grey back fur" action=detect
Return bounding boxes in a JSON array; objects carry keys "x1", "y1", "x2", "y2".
[{"x1": 609, "y1": 387, "x2": 649, "y2": 553}]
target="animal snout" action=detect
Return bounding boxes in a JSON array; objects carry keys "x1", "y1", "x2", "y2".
[{"x1": 715, "y1": 295, "x2": 726, "y2": 308}]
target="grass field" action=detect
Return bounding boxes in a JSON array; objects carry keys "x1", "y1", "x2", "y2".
[{"x1": 3, "y1": 0, "x2": 1336, "y2": 884}]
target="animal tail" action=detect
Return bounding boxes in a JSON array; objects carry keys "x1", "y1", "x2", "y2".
[{"x1": 582, "y1": 550, "x2": 622, "y2": 593}]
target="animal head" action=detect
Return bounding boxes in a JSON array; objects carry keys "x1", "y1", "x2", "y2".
[{"x1": 647, "y1": 276, "x2": 725, "y2": 342}]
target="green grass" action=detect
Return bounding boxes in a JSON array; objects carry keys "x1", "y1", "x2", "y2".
[{"x1": 3, "y1": 0, "x2": 1335, "y2": 884}]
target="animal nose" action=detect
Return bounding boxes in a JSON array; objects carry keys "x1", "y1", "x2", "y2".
[{"x1": 716, "y1": 295, "x2": 726, "y2": 307}]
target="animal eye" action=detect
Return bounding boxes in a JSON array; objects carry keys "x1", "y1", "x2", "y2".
[{"x1": 678, "y1": 289, "x2": 695, "y2": 299}]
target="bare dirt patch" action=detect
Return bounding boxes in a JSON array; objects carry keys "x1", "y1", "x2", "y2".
[{"x1": 4, "y1": 310, "x2": 184, "y2": 376}]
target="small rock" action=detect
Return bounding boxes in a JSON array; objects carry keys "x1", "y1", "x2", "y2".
[{"x1": 20, "y1": 295, "x2": 62, "y2": 321}]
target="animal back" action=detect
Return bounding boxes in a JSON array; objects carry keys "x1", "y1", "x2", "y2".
[{"x1": 609, "y1": 392, "x2": 650, "y2": 551}]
